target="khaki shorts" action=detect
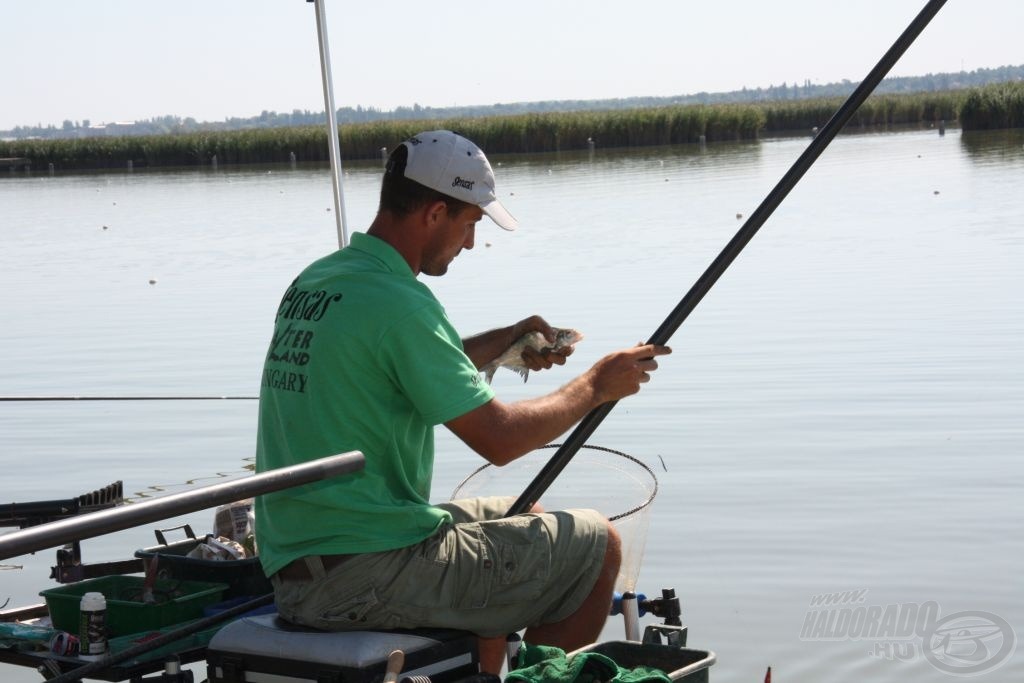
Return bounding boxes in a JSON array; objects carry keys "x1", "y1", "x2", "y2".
[{"x1": 271, "y1": 496, "x2": 609, "y2": 637}]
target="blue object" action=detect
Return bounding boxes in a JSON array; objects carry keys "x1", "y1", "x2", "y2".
[{"x1": 610, "y1": 592, "x2": 648, "y2": 617}]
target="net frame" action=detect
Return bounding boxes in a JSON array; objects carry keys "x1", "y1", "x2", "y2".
[{"x1": 450, "y1": 443, "x2": 658, "y2": 521}]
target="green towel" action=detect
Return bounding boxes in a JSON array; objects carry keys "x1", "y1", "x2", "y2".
[{"x1": 506, "y1": 643, "x2": 673, "y2": 683}]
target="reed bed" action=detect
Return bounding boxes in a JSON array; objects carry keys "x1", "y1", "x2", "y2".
[
  {"x1": 1, "y1": 89, "x2": 1011, "y2": 171},
  {"x1": 760, "y1": 92, "x2": 961, "y2": 132},
  {"x1": 959, "y1": 81, "x2": 1024, "y2": 131}
]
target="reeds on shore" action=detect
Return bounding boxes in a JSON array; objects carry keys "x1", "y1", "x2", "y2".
[
  {"x1": 0, "y1": 87, "x2": 1017, "y2": 171},
  {"x1": 958, "y1": 81, "x2": 1024, "y2": 131}
]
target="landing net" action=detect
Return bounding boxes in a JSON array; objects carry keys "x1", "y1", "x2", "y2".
[{"x1": 450, "y1": 444, "x2": 658, "y2": 592}]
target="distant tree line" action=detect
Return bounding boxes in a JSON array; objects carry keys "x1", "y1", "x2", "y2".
[
  {"x1": 3, "y1": 65, "x2": 1021, "y2": 141},
  {"x1": 0, "y1": 89, "x2": 980, "y2": 172}
]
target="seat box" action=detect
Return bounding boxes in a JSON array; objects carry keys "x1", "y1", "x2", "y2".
[{"x1": 206, "y1": 613, "x2": 479, "y2": 683}]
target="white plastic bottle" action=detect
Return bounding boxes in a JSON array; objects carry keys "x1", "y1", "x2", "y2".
[{"x1": 78, "y1": 592, "x2": 108, "y2": 660}]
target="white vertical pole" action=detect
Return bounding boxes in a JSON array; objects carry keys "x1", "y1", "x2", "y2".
[
  {"x1": 621, "y1": 591, "x2": 641, "y2": 642},
  {"x1": 312, "y1": 0, "x2": 349, "y2": 248}
]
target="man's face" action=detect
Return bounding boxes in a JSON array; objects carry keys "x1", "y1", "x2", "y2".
[{"x1": 421, "y1": 204, "x2": 482, "y2": 277}]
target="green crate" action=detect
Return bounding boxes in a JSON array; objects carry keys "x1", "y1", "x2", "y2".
[{"x1": 40, "y1": 575, "x2": 228, "y2": 636}]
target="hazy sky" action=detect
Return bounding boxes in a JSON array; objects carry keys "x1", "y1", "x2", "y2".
[{"x1": 3, "y1": 0, "x2": 1021, "y2": 131}]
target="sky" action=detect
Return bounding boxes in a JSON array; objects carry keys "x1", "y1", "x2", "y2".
[{"x1": 2, "y1": 0, "x2": 1022, "y2": 131}]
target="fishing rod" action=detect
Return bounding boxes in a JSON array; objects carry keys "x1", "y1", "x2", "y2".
[
  {"x1": 0, "y1": 396, "x2": 256, "y2": 402},
  {"x1": 0, "y1": 451, "x2": 364, "y2": 561},
  {"x1": 506, "y1": 0, "x2": 949, "y2": 517}
]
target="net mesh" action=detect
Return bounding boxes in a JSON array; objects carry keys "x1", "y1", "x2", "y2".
[{"x1": 449, "y1": 444, "x2": 658, "y2": 592}]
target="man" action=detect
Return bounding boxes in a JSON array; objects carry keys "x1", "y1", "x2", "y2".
[{"x1": 255, "y1": 130, "x2": 670, "y2": 672}]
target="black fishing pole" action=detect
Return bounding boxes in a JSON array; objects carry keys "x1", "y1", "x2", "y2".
[{"x1": 506, "y1": 0, "x2": 949, "y2": 517}]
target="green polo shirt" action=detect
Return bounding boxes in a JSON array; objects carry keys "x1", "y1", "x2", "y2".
[{"x1": 254, "y1": 232, "x2": 495, "y2": 577}]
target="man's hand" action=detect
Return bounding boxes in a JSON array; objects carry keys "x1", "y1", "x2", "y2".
[
  {"x1": 511, "y1": 315, "x2": 576, "y2": 373},
  {"x1": 587, "y1": 343, "x2": 672, "y2": 404}
]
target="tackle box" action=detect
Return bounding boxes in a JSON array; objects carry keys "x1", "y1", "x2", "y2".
[
  {"x1": 206, "y1": 613, "x2": 479, "y2": 683},
  {"x1": 40, "y1": 575, "x2": 228, "y2": 637},
  {"x1": 135, "y1": 534, "x2": 272, "y2": 599}
]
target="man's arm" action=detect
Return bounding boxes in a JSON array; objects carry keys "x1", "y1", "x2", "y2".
[{"x1": 445, "y1": 343, "x2": 671, "y2": 466}]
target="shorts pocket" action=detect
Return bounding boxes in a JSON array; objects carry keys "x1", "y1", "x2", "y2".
[
  {"x1": 396, "y1": 526, "x2": 490, "y2": 611},
  {"x1": 481, "y1": 515, "x2": 552, "y2": 606},
  {"x1": 450, "y1": 525, "x2": 493, "y2": 610},
  {"x1": 317, "y1": 585, "x2": 380, "y2": 627},
  {"x1": 492, "y1": 540, "x2": 550, "y2": 602}
]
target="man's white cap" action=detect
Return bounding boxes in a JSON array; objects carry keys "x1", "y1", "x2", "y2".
[{"x1": 399, "y1": 130, "x2": 517, "y2": 231}]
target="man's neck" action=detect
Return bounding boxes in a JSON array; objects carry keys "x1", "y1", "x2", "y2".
[{"x1": 367, "y1": 214, "x2": 422, "y2": 275}]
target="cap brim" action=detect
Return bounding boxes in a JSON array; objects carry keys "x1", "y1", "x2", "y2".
[{"x1": 481, "y1": 199, "x2": 517, "y2": 231}]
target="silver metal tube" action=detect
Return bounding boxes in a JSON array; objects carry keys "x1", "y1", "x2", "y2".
[
  {"x1": 0, "y1": 451, "x2": 364, "y2": 561},
  {"x1": 313, "y1": 0, "x2": 349, "y2": 248},
  {"x1": 505, "y1": 632, "x2": 522, "y2": 671},
  {"x1": 622, "y1": 591, "x2": 641, "y2": 642}
]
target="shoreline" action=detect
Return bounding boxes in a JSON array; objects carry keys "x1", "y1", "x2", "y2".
[{"x1": 1, "y1": 83, "x2": 1020, "y2": 173}]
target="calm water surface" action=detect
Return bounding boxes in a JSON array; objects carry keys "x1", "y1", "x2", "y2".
[{"x1": 1, "y1": 129, "x2": 1022, "y2": 682}]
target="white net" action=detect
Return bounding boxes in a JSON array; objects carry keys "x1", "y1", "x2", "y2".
[{"x1": 449, "y1": 444, "x2": 658, "y2": 593}]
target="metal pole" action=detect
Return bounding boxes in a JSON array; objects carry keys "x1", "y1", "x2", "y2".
[
  {"x1": 0, "y1": 396, "x2": 257, "y2": 402},
  {"x1": 312, "y1": 0, "x2": 349, "y2": 248},
  {"x1": 505, "y1": 0, "x2": 949, "y2": 517},
  {"x1": 0, "y1": 451, "x2": 364, "y2": 561},
  {"x1": 621, "y1": 592, "x2": 641, "y2": 642}
]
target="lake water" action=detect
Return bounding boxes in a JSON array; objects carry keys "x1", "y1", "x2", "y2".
[{"x1": 1, "y1": 128, "x2": 1022, "y2": 682}]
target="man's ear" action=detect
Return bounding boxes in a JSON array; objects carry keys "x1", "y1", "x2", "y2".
[{"x1": 423, "y1": 200, "x2": 449, "y2": 229}]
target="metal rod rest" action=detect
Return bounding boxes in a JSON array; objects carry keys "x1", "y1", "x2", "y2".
[
  {"x1": 312, "y1": 0, "x2": 350, "y2": 248},
  {"x1": 0, "y1": 451, "x2": 364, "y2": 561},
  {"x1": 506, "y1": 0, "x2": 949, "y2": 517}
]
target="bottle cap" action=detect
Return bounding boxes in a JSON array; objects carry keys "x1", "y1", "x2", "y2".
[{"x1": 80, "y1": 592, "x2": 106, "y2": 610}]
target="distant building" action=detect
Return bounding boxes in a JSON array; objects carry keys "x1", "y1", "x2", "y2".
[
  {"x1": 76, "y1": 122, "x2": 137, "y2": 138},
  {"x1": 105, "y1": 121, "x2": 137, "y2": 135}
]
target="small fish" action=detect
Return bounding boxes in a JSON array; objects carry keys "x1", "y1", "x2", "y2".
[{"x1": 481, "y1": 328, "x2": 583, "y2": 383}]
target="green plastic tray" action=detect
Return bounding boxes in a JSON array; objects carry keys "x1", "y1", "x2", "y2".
[{"x1": 40, "y1": 575, "x2": 228, "y2": 637}]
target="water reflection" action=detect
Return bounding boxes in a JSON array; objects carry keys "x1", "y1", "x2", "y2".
[
  {"x1": 497, "y1": 138, "x2": 764, "y2": 171},
  {"x1": 959, "y1": 128, "x2": 1024, "y2": 162}
]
